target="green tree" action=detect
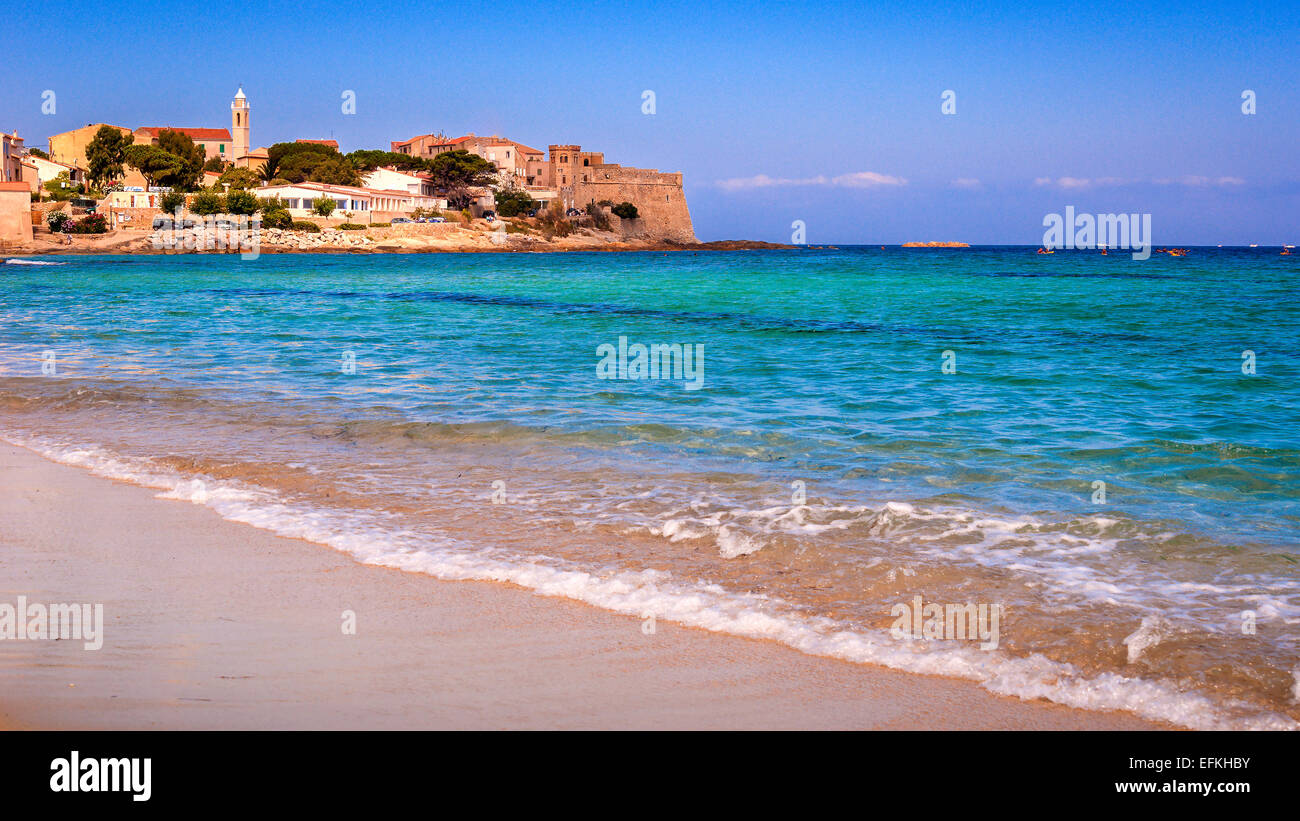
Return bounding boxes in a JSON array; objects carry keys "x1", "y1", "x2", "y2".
[
  {"x1": 307, "y1": 155, "x2": 361, "y2": 186},
  {"x1": 124, "y1": 145, "x2": 183, "y2": 189},
  {"x1": 494, "y1": 188, "x2": 537, "y2": 218},
  {"x1": 154, "y1": 129, "x2": 206, "y2": 191},
  {"x1": 266, "y1": 142, "x2": 336, "y2": 181},
  {"x1": 84, "y1": 126, "x2": 134, "y2": 190},
  {"x1": 313, "y1": 196, "x2": 337, "y2": 218},
  {"x1": 347, "y1": 149, "x2": 427, "y2": 172},
  {"x1": 611, "y1": 202, "x2": 639, "y2": 220},
  {"x1": 224, "y1": 189, "x2": 259, "y2": 215},
  {"x1": 256, "y1": 159, "x2": 280, "y2": 183},
  {"x1": 426, "y1": 150, "x2": 494, "y2": 209},
  {"x1": 158, "y1": 191, "x2": 186, "y2": 213},
  {"x1": 218, "y1": 166, "x2": 261, "y2": 190},
  {"x1": 189, "y1": 190, "x2": 224, "y2": 215},
  {"x1": 28, "y1": 147, "x2": 49, "y2": 159},
  {"x1": 202, "y1": 156, "x2": 228, "y2": 173}
]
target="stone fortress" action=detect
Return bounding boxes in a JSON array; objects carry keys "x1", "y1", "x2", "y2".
[{"x1": 545, "y1": 145, "x2": 695, "y2": 244}]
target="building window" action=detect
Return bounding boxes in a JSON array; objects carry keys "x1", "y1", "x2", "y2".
[
  {"x1": 583, "y1": 158, "x2": 589, "y2": 166},
  {"x1": 219, "y1": 144, "x2": 225, "y2": 153},
  {"x1": 560, "y1": 155, "x2": 567, "y2": 163}
]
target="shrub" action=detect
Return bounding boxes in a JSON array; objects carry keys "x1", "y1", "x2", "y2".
[
  {"x1": 68, "y1": 213, "x2": 108, "y2": 234},
  {"x1": 261, "y1": 209, "x2": 292, "y2": 229},
  {"x1": 611, "y1": 202, "x2": 638, "y2": 220},
  {"x1": 338, "y1": 223, "x2": 367, "y2": 230},
  {"x1": 585, "y1": 201, "x2": 611, "y2": 231},
  {"x1": 313, "y1": 197, "x2": 337, "y2": 217},
  {"x1": 494, "y1": 188, "x2": 537, "y2": 218},
  {"x1": 159, "y1": 191, "x2": 186, "y2": 213},
  {"x1": 290, "y1": 221, "x2": 321, "y2": 233},
  {"x1": 47, "y1": 211, "x2": 71, "y2": 232},
  {"x1": 224, "y1": 190, "x2": 259, "y2": 215},
  {"x1": 190, "y1": 190, "x2": 223, "y2": 215},
  {"x1": 368, "y1": 222, "x2": 390, "y2": 228}
]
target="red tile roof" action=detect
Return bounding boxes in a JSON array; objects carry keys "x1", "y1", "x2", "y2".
[{"x1": 136, "y1": 126, "x2": 232, "y2": 141}]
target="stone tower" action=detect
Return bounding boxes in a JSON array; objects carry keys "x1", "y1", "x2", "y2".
[{"x1": 231, "y1": 88, "x2": 250, "y2": 161}]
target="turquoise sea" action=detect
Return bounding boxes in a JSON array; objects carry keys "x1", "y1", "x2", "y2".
[{"x1": 2, "y1": 247, "x2": 1297, "y2": 728}]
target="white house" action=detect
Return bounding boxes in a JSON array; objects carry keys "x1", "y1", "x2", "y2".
[
  {"x1": 256, "y1": 181, "x2": 443, "y2": 220},
  {"x1": 362, "y1": 166, "x2": 444, "y2": 205},
  {"x1": 27, "y1": 155, "x2": 84, "y2": 188}
]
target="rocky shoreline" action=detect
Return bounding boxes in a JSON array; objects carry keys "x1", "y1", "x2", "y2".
[{"x1": 6, "y1": 223, "x2": 794, "y2": 256}]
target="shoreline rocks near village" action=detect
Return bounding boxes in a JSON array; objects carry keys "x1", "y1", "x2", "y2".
[{"x1": 8, "y1": 220, "x2": 793, "y2": 255}]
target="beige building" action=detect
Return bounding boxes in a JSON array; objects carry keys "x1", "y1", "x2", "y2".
[
  {"x1": 2, "y1": 131, "x2": 27, "y2": 184},
  {"x1": 47, "y1": 123, "x2": 133, "y2": 172},
  {"x1": 390, "y1": 133, "x2": 450, "y2": 157},
  {"x1": 0, "y1": 181, "x2": 34, "y2": 247},
  {"x1": 390, "y1": 132, "x2": 546, "y2": 184}
]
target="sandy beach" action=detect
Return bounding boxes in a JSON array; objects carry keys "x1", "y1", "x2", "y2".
[{"x1": 0, "y1": 442, "x2": 1164, "y2": 730}]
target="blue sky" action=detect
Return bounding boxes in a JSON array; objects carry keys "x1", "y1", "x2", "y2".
[{"x1": 8, "y1": 1, "x2": 1298, "y2": 243}]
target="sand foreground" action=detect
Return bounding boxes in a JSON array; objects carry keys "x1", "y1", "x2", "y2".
[{"x1": 0, "y1": 442, "x2": 1163, "y2": 730}]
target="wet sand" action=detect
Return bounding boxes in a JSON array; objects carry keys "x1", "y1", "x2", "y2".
[{"x1": 0, "y1": 442, "x2": 1164, "y2": 730}]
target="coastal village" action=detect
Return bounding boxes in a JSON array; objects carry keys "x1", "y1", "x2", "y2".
[{"x1": 0, "y1": 88, "x2": 697, "y2": 252}]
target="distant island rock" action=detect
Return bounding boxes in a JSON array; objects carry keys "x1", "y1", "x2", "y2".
[{"x1": 902, "y1": 241, "x2": 970, "y2": 247}]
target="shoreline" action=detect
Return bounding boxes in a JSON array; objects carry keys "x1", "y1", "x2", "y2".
[
  {"x1": 0, "y1": 440, "x2": 1166, "y2": 730},
  {"x1": 4, "y1": 226, "x2": 793, "y2": 256}
]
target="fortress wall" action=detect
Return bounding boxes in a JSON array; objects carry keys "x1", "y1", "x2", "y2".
[{"x1": 571, "y1": 164, "x2": 695, "y2": 243}]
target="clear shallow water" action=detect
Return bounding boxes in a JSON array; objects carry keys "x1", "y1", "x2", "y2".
[{"x1": 1, "y1": 248, "x2": 1298, "y2": 728}]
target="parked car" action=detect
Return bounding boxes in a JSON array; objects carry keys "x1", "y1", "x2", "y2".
[
  {"x1": 482, "y1": 210, "x2": 496, "y2": 221},
  {"x1": 429, "y1": 217, "x2": 446, "y2": 223},
  {"x1": 525, "y1": 209, "x2": 537, "y2": 218},
  {"x1": 565, "y1": 208, "x2": 581, "y2": 217},
  {"x1": 391, "y1": 217, "x2": 412, "y2": 224},
  {"x1": 152, "y1": 216, "x2": 196, "y2": 230}
]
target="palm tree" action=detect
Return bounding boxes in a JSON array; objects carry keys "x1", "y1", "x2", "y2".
[{"x1": 257, "y1": 158, "x2": 280, "y2": 183}]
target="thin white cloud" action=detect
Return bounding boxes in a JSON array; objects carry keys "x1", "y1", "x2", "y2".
[
  {"x1": 1037, "y1": 176, "x2": 1244, "y2": 189},
  {"x1": 950, "y1": 178, "x2": 982, "y2": 189},
  {"x1": 1154, "y1": 175, "x2": 1242, "y2": 185},
  {"x1": 715, "y1": 171, "x2": 906, "y2": 191},
  {"x1": 830, "y1": 171, "x2": 907, "y2": 188}
]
